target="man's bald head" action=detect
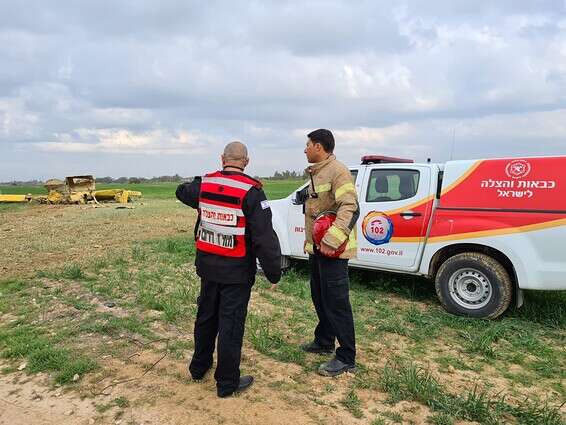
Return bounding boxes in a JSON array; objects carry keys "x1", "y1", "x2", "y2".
[{"x1": 221, "y1": 141, "x2": 249, "y2": 170}]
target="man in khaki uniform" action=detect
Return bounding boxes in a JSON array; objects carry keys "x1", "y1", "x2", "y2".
[{"x1": 300, "y1": 129, "x2": 359, "y2": 376}]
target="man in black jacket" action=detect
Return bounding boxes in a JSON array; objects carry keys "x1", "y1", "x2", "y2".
[{"x1": 176, "y1": 141, "x2": 281, "y2": 398}]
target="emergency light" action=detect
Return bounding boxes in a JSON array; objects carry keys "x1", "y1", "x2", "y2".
[{"x1": 361, "y1": 155, "x2": 414, "y2": 165}]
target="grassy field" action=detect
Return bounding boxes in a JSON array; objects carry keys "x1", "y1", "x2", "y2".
[
  {"x1": 0, "y1": 179, "x2": 304, "y2": 201},
  {"x1": 0, "y1": 181, "x2": 564, "y2": 424},
  {"x1": 0, "y1": 180, "x2": 304, "y2": 216}
]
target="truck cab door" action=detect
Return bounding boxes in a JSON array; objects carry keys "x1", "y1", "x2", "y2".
[{"x1": 354, "y1": 165, "x2": 434, "y2": 271}]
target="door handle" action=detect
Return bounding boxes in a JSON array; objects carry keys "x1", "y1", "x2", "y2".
[{"x1": 400, "y1": 211, "x2": 422, "y2": 217}]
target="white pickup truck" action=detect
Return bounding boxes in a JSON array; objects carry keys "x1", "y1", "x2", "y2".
[{"x1": 269, "y1": 155, "x2": 566, "y2": 319}]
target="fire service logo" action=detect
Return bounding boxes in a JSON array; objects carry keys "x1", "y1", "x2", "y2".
[
  {"x1": 505, "y1": 160, "x2": 531, "y2": 179},
  {"x1": 362, "y1": 212, "x2": 393, "y2": 245}
]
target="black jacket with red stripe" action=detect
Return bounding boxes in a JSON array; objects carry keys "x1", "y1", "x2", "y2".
[{"x1": 176, "y1": 171, "x2": 282, "y2": 285}]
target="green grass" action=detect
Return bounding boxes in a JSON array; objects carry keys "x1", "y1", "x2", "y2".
[
  {"x1": 99, "y1": 183, "x2": 178, "y2": 199},
  {"x1": 1, "y1": 187, "x2": 564, "y2": 423},
  {"x1": 101, "y1": 179, "x2": 304, "y2": 200},
  {"x1": 0, "y1": 185, "x2": 46, "y2": 196},
  {"x1": 427, "y1": 412, "x2": 454, "y2": 425},
  {"x1": 247, "y1": 313, "x2": 306, "y2": 365},
  {"x1": 62, "y1": 295, "x2": 93, "y2": 311},
  {"x1": 435, "y1": 355, "x2": 474, "y2": 372},
  {"x1": 380, "y1": 361, "x2": 564, "y2": 425},
  {"x1": 61, "y1": 263, "x2": 86, "y2": 280},
  {"x1": 114, "y1": 396, "x2": 130, "y2": 408},
  {"x1": 381, "y1": 411, "x2": 404, "y2": 423},
  {"x1": 0, "y1": 178, "x2": 304, "y2": 202},
  {"x1": 262, "y1": 179, "x2": 305, "y2": 200},
  {"x1": 0, "y1": 182, "x2": 178, "y2": 200},
  {"x1": 0, "y1": 203, "x2": 29, "y2": 213},
  {"x1": 341, "y1": 389, "x2": 364, "y2": 418},
  {"x1": 0, "y1": 324, "x2": 97, "y2": 384},
  {"x1": 79, "y1": 313, "x2": 155, "y2": 339}
]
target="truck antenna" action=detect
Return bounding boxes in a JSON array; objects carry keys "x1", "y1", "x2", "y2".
[{"x1": 449, "y1": 127, "x2": 456, "y2": 160}]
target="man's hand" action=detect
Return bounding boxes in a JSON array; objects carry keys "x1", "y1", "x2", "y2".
[
  {"x1": 303, "y1": 240, "x2": 308, "y2": 254},
  {"x1": 318, "y1": 241, "x2": 336, "y2": 257},
  {"x1": 269, "y1": 283, "x2": 278, "y2": 291}
]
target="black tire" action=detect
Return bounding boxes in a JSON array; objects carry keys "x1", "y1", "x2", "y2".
[{"x1": 435, "y1": 252, "x2": 513, "y2": 319}]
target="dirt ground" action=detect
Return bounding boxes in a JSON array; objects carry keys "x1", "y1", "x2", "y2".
[
  {"x1": 0, "y1": 201, "x2": 193, "y2": 278},
  {"x1": 0, "y1": 356, "x2": 444, "y2": 425},
  {"x1": 0, "y1": 202, "x2": 563, "y2": 425},
  {"x1": 0, "y1": 202, "x2": 438, "y2": 425}
]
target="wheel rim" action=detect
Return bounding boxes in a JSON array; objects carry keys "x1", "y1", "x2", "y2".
[{"x1": 448, "y1": 268, "x2": 492, "y2": 310}]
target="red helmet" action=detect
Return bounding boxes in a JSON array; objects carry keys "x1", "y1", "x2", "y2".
[{"x1": 312, "y1": 211, "x2": 346, "y2": 258}]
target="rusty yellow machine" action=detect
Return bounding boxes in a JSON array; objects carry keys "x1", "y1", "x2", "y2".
[{"x1": 0, "y1": 175, "x2": 142, "y2": 205}]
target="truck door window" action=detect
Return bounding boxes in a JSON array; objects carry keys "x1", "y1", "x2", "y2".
[
  {"x1": 350, "y1": 170, "x2": 358, "y2": 182},
  {"x1": 366, "y1": 169, "x2": 420, "y2": 202}
]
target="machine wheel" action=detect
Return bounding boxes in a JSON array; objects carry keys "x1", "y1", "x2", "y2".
[{"x1": 435, "y1": 252, "x2": 512, "y2": 319}]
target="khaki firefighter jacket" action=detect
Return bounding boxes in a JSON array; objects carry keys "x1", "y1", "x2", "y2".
[{"x1": 304, "y1": 154, "x2": 359, "y2": 259}]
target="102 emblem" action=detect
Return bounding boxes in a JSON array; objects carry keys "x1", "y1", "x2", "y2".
[{"x1": 362, "y1": 212, "x2": 394, "y2": 245}]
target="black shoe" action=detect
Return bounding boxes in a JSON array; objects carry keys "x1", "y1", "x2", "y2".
[
  {"x1": 300, "y1": 341, "x2": 334, "y2": 355},
  {"x1": 217, "y1": 375, "x2": 254, "y2": 398},
  {"x1": 317, "y1": 357, "x2": 356, "y2": 377}
]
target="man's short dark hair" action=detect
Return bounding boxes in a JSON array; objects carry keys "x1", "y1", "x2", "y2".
[{"x1": 308, "y1": 129, "x2": 335, "y2": 153}]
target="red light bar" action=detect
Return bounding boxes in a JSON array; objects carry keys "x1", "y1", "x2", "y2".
[{"x1": 361, "y1": 155, "x2": 414, "y2": 164}]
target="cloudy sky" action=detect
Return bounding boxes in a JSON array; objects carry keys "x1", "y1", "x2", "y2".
[{"x1": 1, "y1": 1, "x2": 565, "y2": 181}]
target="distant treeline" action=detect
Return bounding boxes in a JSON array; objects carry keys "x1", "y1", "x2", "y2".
[
  {"x1": 271, "y1": 170, "x2": 308, "y2": 180},
  {"x1": 2, "y1": 170, "x2": 306, "y2": 185},
  {"x1": 96, "y1": 175, "x2": 185, "y2": 184},
  {"x1": 1, "y1": 175, "x2": 186, "y2": 186},
  {"x1": 1, "y1": 179, "x2": 45, "y2": 186}
]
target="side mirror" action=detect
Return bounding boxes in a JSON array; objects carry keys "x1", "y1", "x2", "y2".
[{"x1": 292, "y1": 187, "x2": 309, "y2": 205}]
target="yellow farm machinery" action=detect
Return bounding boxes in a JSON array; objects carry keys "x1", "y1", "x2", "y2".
[{"x1": 0, "y1": 175, "x2": 142, "y2": 205}]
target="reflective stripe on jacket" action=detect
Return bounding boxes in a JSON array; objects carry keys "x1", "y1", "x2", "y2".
[
  {"x1": 304, "y1": 154, "x2": 360, "y2": 259},
  {"x1": 197, "y1": 171, "x2": 261, "y2": 257}
]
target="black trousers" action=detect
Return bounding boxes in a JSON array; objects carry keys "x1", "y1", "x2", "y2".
[
  {"x1": 309, "y1": 253, "x2": 356, "y2": 365},
  {"x1": 189, "y1": 278, "x2": 252, "y2": 396}
]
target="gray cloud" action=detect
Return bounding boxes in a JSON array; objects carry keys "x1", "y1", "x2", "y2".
[{"x1": 1, "y1": 0, "x2": 565, "y2": 181}]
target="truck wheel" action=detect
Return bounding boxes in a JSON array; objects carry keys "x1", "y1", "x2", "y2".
[{"x1": 435, "y1": 252, "x2": 512, "y2": 319}]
